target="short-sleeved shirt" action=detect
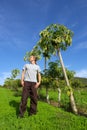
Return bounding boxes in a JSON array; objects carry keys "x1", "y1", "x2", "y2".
[{"x1": 23, "y1": 63, "x2": 41, "y2": 83}]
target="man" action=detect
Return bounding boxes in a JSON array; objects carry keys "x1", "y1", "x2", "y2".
[{"x1": 19, "y1": 55, "x2": 41, "y2": 118}]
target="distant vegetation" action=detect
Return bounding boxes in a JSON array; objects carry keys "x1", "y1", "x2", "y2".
[{"x1": 75, "y1": 77, "x2": 87, "y2": 87}]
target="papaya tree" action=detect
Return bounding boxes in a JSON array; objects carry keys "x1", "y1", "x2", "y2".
[
  {"x1": 41, "y1": 51, "x2": 51, "y2": 104},
  {"x1": 47, "y1": 61, "x2": 62, "y2": 106},
  {"x1": 38, "y1": 24, "x2": 78, "y2": 114},
  {"x1": 46, "y1": 60, "x2": 75, "y2": 106},
  {"x1": 41, "y1": 69, "x2": 51, "y2": 104},
  {"x1": 37, "y1": 31, "x2": 53, "y2": 103}
]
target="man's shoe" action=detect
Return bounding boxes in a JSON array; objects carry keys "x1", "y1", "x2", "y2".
[
  {"x1": 17, "y1": 114, "x2": 24, "y2": 118},
  {"x1": 28, "y1": 113, "x2": 36, "y2": 116}
]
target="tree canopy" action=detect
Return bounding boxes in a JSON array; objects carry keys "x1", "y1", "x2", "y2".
[{"x1": 38, "y1": 24, "x2": 74, "y2": 54}]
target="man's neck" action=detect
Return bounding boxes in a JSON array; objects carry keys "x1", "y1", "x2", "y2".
[{"x1": 30, "y1": 61, "x2": 36, "y2": 64}]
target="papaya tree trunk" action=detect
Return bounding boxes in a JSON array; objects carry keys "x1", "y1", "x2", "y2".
[
  {"x1": 58, "y1": 87, "x2": 61, "y2": 107},
  {"x1": 44, "y1": 57, "x2": 50, "y2": 104},
  {"x1": 57, "y1": 49, "x2": 78, "y2": 114},
  {"x1": 46, "y1": 87, "x2": 50, "y2": 104}
]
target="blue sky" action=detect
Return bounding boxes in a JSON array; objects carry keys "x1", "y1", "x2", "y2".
[{"x1": 0, "y1": 0, "x2": 87, "y2": 85}]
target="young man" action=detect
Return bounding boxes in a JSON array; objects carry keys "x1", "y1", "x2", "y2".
[{"x1": 19, "y1": 55, "x2": 41, "y2": 117}]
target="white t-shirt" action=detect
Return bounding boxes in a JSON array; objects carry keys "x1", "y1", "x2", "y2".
[{"x1": 23, "y1": 63, "x2": 41, "y2": 83}]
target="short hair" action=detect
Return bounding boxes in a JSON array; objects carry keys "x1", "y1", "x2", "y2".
[{"x1": 29, "y1": 55, "x2": 37, "y2": 61}]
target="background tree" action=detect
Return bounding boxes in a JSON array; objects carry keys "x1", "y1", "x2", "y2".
[
  {"x1": 24, "y1": 45, "x2": 41, "y2": 62},
  {"x1": 71, "y1": 79, "x2": 83, "y2": 88},
  {"x1": 44, "y1": 60, "x2": 75, "y2": 106},
  {"x1": 41, "y1": 70, "x2": 51, "y2": 104},
  {"x1": 37, "y1": 33, "x2": 52, "y2": 103},
  {"x1": 47, "y1": 61, "x2": 62, "y2": 105},
  {"x1": 41, "y1": 51, "x2": 51, "y2": 104},
  {"x1": 4, "y1": 69, "x2": 21, "y2": 91},
  {"x1": 11, "y1": 69, "x2": 20, "y2": 79}
]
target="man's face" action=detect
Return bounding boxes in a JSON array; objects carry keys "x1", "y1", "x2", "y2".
[{"x1": 29, "y1": 56, "x2": 35, "y2": 62}]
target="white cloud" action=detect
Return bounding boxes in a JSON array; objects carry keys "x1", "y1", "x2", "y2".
[
  {"x1": 70, "y1": 23, "x2": 78, "y2": 28},
  {"x1": 78, "y1": 32, "x2": 87, "y2": 40},
  {"x1": 73, "y1": 27, "x2": 87, "y2": 43},
  {"x1": 75, "y1": 41, "x2": 87, "y2": 50},
  {"x1": 75, "y1": 69, "x2": 87, "y2": 78},
  {"x1": 65, "y1": 64, "x2": 71, "y2": 68},
  {"x1": 0, "y1": 72, "x2": 11, "y2": 85}
]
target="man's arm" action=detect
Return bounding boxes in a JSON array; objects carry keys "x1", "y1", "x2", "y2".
[
  {"x1": 21, "y1": 70, "x2": 25, "y2": 87},
  {"x1": 36, "y1": 72, "x2": 41, "y2": 88},
  {"x1": 38, "y1": 72, "x2": 41, "y2": 84}
]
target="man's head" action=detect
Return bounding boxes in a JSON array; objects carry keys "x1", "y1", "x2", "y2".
[{"x1": 29, "y1": 55, "x2": 37, "y2": 63}]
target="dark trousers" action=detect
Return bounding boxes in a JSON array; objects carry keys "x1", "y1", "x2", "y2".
[{"x1": 19, "y1": 81, "x2": 37, "y2": 116}]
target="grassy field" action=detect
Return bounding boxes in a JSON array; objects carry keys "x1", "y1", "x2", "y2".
[{"x1": 0, "y1": 87, "x2": 87, "y2": 130}]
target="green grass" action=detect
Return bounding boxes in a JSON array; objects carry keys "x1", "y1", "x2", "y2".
[
  {"x1": 74, "y1": 88, "x2": 87, "y2": 114},
  {"x1": 0, "y1": 87, "x2": 87, "y2": 130}
]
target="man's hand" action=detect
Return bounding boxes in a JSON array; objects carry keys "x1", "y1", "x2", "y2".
[
  {"x1": 21, "y1": 80, "x2": 24, "y2": 87},
  {"x1": 21, "y1": 70, "x2": 25, "y2": 87},
  {"x1": 35, "y1": 82, "x2": 40, "y2": 88}
]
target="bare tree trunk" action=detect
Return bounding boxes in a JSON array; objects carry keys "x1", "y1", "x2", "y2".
[
  {"x1": 46, "y1": 87, "x2": 50, "y2": 104},
  {"x1": 44, "y1": 57, "x2": 50, "y2": 104},
  {"x1": 57, "y1": 49, "x2": 78, "y2": 114},
  {"x1": 58, "y1": 87, "x2": 61, "y2": 107}
]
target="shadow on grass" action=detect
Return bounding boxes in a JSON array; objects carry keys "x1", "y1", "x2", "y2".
[
  {"x1": 9, "y1": 100, "x2": 20, "y2": 116},
  {"x1": 38, "y1": 94, "x2": 47, "y2": 102},
  {"x1": 9, "y1": 100, "x2": 30, "y2": 117}
]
